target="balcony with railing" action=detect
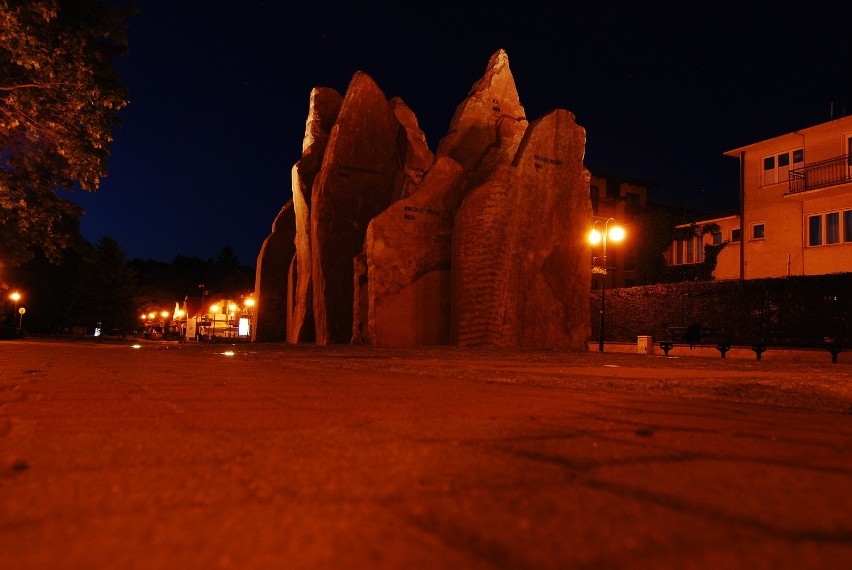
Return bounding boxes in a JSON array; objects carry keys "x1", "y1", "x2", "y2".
[{"x1": 788, "y1": 154, "x2": 852, "y2": 194}]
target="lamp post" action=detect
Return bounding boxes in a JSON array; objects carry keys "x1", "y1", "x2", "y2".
[
  {"x1": 589, "y1": 218, "x2": 625, "y2": 352},
  {"x1": 9, "y1": 292, "x2": 20, "y2": 328},
  {"x1": 161, "y1": 310, "x2": 170, "y2": 338},
  {"x1": 242, "y1": 297, "x2": 256, "y2": 340},
  {"x1": 210, "y1": 304, "x2": 219, "y2": 342},
  {"x1": 174, "y1": 309, "x2": 186, "y2": 340}
]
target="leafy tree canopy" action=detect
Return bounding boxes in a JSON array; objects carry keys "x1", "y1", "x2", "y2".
[{"x1": 0, "y1": 0, "x2": 134, "y2": 266}]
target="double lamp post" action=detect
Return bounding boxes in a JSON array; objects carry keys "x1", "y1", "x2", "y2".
[
  {"x1": 8, "y1": 291, "x2": 25, "y2": 330},
  {"x1": 588, "y1": 218, "x2": 625, "y2": 352}
]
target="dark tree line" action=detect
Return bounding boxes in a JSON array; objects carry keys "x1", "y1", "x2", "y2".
[{"x1": 3, "y1": 240, "x2": 254, "y2": 335}]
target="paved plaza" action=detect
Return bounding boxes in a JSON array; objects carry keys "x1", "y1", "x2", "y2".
[{"x1": 1, "y1": 340, "x2": 851, "y2": 569}]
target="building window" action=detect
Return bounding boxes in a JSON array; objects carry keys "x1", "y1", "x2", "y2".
[
  {"x1": 809, "y1": 215, "x2": 822, "y2": 246},
  {"x1": 762, "y1": 156, "x2": 776, "y2": 185},
  {"x1": 826, "y1": 212, "x2": 840, "y2": 244},
  {"x1": 731, "y1": 228, "x2": 741, "y2": 242},
  {"x1": 712, "y1": 231, "x2": 723, "y2": 245},
  {"x1": 625, "y1": 192, "x2": 639, "y2": 221},
  {"x1": 625, "y1": 248, "x2": 636, "y2": 270},
  {"x1": 752, "y1": 223, "x2": 765, "y2": 240},
  {"x1": 606, "y1": 178, "x2": 620, "y2": 200},
  {"x1": 844, "y1": 210, "x2": 852, "y2": 242},
  {"x1": 809, "y1": 210, "x2": 852, "y2": 247},
  {"x1": 672, "y1": 235, "x2": 704, "y2": 265},
  {"x1": 762, "y1": 148, "x2": 803, "y2": 185}
]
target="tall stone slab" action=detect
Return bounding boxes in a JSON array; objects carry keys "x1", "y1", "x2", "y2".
[
  {"x1": 389, "y1": 97, "x2": 434, "y2": 201},
  {"x1": 289, "y1": 87, "x2": 343, "y2": 343},
  {"x1": 253, "y1": 200, "x2": 296, "y2": 342},
  {"x1": 436, "y1": 49, "x2": 528, "y2": 189},
  {"x1": 310, "y1": 72, "x2": 403, "y2": 344},
  {"x1": 452, "y1": 109, "x2": 592, "y2": 349},
  {"x1": 353, "y1": 156, "x2": 467, "y2": 346}
]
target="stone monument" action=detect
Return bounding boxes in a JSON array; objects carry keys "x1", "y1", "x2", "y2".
[
  {"x1": 253, "y1": 200, "x2": 295, "y2": 343},
  {"x1": 288, "y1": 87, "x2": 343, "y2": 343},
  {"x1": 452, "y1": 109, "x2": 592, "y2": 349},
  {"x1": 255, "y1": 49, "x2": 592, "y2": 350}
]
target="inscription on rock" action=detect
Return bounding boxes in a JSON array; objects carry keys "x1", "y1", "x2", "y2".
[{"x1": 338, "y1": 164, "x2": 383, "y2": 177}]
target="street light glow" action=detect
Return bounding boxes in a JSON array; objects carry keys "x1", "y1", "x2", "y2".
[
  {"x1": 588, "y1": 228, "x2": 602, "y2": 245},
  {"x1": 10, "y1": 292, "x2": 21, "y2": 302},
  {"x1": 590, "y1": 218, "x2": 626, "y2": 353}
]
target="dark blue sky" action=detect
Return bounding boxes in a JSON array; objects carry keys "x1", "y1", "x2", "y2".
[{"x1": 68, "y1": 1, "x2": 852, "y2": 265}]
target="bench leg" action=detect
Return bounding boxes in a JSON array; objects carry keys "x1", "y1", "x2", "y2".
[{"x1": 827, "y1": 345, "x2": 841, "y2": 364}]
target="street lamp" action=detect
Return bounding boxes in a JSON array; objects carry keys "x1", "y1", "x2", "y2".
[
  {"x1": 161, "y1": 310, "x2": 170, "y2": 337},
  {"x1": 209, "y1": 304, "x2": 220, "y2": 341},
  {"x1": 239, "y1": 296, "x2": 256, "y2": 340},
  {"x1": 589, "y1": 218, "x2": 625, "y2": 352},
  {"x1": 9, "y1": 292, "x2": 21, "y2": 327}
]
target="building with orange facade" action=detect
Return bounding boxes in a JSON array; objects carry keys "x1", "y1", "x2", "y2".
[{"x1": 670, "y1": 115, "x2": 852, "y2": 280}]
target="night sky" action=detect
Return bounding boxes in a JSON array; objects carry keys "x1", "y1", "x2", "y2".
[{"x1": 66, "y1": 1, "x2": 852, "y2": 266}]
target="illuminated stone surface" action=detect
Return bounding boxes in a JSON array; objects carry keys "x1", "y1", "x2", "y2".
[
  {"x1": 452, "y1": 109, "x2": 591, "y2": 349},
  {"x1": 389, "y1": 97, "x2": 434, "y2": 201},
  {"x1": 289, "y1": 88, "x2": 342, "y2": 343},
  {"x1": 353, "y1": 156, "x2": 467, "y2": 346},
  {"x1": 436, "y1": 49, "x2": 528, "y2": 189},
  {"x1": 258, "y1": 49, "x2": 591, "y2": 350},
  {"x1": 253, "y1": 200, "x2": 296, "y2": 342},
  {"x1": 310, "y1": 72, "x2": 405, "y2": 345}
]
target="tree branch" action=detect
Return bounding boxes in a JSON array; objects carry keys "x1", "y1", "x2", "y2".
[{"x1": 0, "y1": 82, "x2": 77, "y2": 91}]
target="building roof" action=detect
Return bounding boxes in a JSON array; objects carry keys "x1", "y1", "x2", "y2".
[{"x1": 723, "y1": 114, "x2": 852, "y2": 157}]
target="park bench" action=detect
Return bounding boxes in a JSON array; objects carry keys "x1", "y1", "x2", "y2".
[
  {"x1": 658, "y1": 324, "x2": 732, "y2": 358},
  {"x1": 750, "y1": 327, "x2": 846, "y2": 363}
]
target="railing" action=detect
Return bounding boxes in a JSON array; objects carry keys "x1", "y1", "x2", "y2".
[{"x1": 788, "y1": 154, "x2": 852, "y2": 194}]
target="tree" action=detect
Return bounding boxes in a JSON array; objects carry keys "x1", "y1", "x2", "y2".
[
  {"x1": 665, "y1": 222, "x2": 726, "y2": 283},
  {"x1": 6, "y1": 244, "x2": 84, "y2": 333},
  {"x1": 632, "y1": 204, "x2": 680, "y2": 285},
  {"x1": 0, "y1": 0, "x2": 133, "y2": 266},
  {"x1": 66, "y1": 235, "x2": 137, "y2": 333}
]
